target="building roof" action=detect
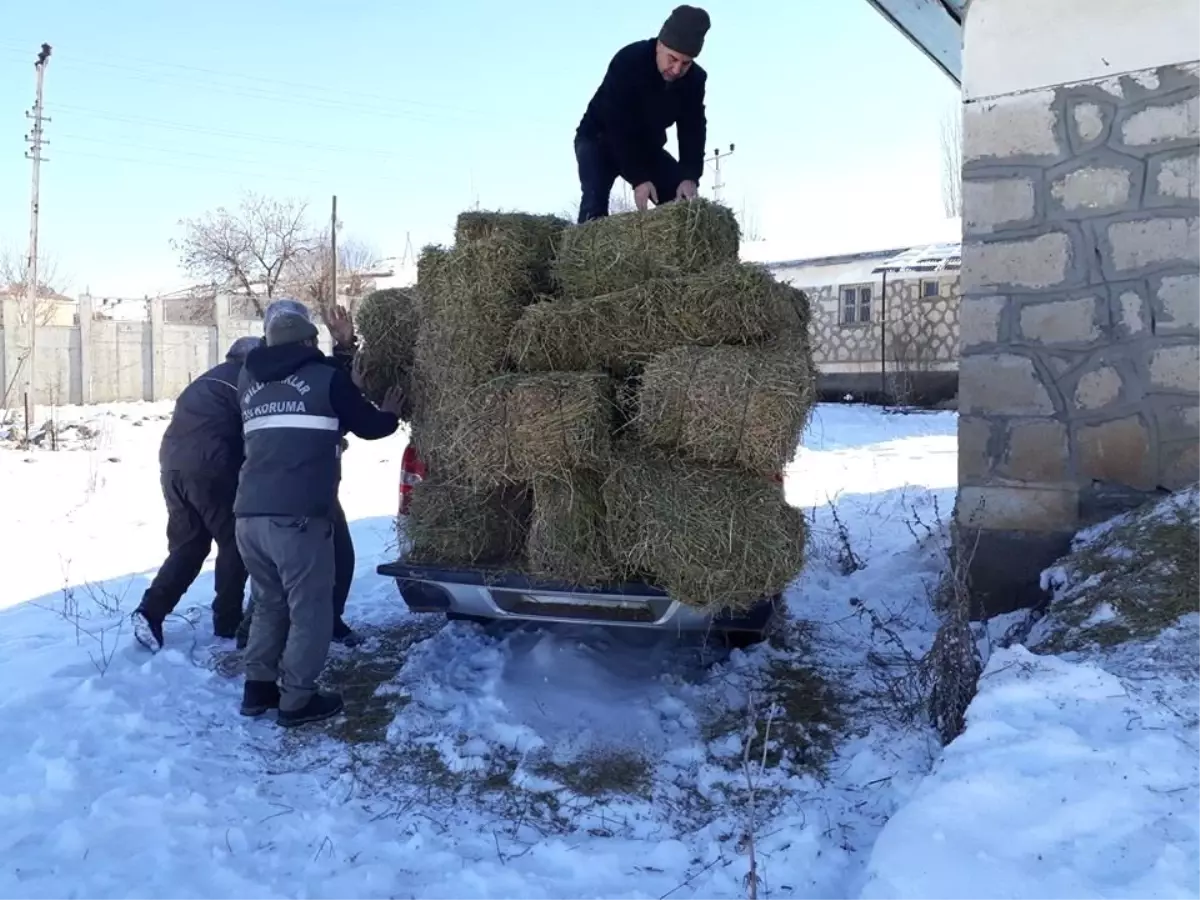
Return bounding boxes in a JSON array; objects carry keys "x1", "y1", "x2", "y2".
[{"x1": 860, "y1": 0, "x2": 964, "y2": 84}]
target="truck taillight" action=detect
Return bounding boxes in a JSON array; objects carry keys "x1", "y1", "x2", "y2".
[{"x1": 398, "y1": 444, "x2": 426, "y2": 516}]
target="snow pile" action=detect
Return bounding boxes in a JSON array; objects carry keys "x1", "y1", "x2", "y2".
[
  {"x1": 1033, "y1": 486, "x2": 1199, "y2": 651},
  {"x1": 0, "y1": 402, "x2": 958, "y2": 897},
  {"x1": 861, "y1": 641, "x2": 1199, "y2": 899}
]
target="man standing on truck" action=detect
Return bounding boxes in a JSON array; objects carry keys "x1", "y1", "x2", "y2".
[
  {"x1": 234, "y1": 298, "x2": 365, "y2": 650},
  {"x1": 131, "y1": 334, "x2": 262, "y2": 652},
  {"x1": 234, "y1": 308, "x2": 403, "y2": 726},
  {"x1": 574, "y1": 4, "x2": 711, "y2": 222}
]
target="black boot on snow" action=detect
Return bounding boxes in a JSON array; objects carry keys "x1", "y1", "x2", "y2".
[
  {"x1": 332, "y1": 617, "x2": 363, "y2": 648},
  {"x1": 239, "y1": 680, "x2": 280, "y2": 717},
  {"x1": 132, "y1": 608, "x2": 165, "y2": 652},
  {"x1": 213, "y1": 617, "x2": 242, "y2": 641},
  {"x1": 277, "y1": 691, "x2": 345, "y2": 728}
]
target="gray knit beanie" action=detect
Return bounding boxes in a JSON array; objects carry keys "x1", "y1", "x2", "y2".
[
  {"x1": 265, "y1": 311, "x2": 319, "y2": 347},
  {"x1": 658, "y1": 5, "x2": 710, "y2": 58}
]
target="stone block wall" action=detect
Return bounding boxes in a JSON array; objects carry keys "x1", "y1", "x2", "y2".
[
  {"x1": 957, "y1": 63, "x2": 1200, "y2": 614},
  {"x1": 801, "y1": 274, "x2": 960, "y2": 374}
]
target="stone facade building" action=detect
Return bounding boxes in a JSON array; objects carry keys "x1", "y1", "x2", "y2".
[
  {"x1": 953, "y1": 1, "x2": 1198, "y2": 614},
  {"x1": 768, "y1": 242, "x2": 962, "y2": 405}
]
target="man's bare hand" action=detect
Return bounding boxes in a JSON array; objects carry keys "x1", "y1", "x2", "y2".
[
  {"x1": 676, "y1": 179, "x2": 698, "y2": 200},
  {"x1": 380, "y1": 385, "x2": 406, "y2": 417},
  {"x1": 351, "y1": 352, "x2": 368, "y2": 390},
  {"x1": 323, "y1": 303, "x2": 355, "y2": 347},
  {"x1": 634, "y1": 181, "x2": 659, "y2": 211}
]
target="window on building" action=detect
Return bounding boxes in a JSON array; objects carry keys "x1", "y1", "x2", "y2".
[
  {"x1": 921, "y1": 279, "x2": 940, "y2": 299},
  {"x1": 840, "y1": 285, "x2": 873, "y2": 324}
]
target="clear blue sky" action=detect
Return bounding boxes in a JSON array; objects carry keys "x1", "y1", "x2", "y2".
[{"x1": 0, "y1": 0, "x2": 959, "y2": 298}]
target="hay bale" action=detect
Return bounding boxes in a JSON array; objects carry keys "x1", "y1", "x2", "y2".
[
  {"x1": 414, "y1": 234, "x2": 538, "y2": 414},
  {"x1": 604, "y1": 453, "x2": 806, "y2": 612},
  {"x1": 635, "y1": 345, "x2": 816, "y2": 477},
  {"x1": 354, "y1": 288, "x2": 418, "y2": 410},
  {"x1": 443, "y1": 372, "x2": 617, "y2": 486},
  {"x1": 527, "y1": 473, "x2": 619, "y2": 585},
  {"x1": 508, "y1": 263, "x2": 808, "y2": 373},
  {"x1": 553, "y1": 199, "x2": 741, "y2": 298},
  {"x1": 452, "y1": 211, "x2": 569, "y2": 297},
  {"x1": 406, "y1": 478, "x2": 531, "y2": 566},
  {"x1": 456, "y1": 210, "x2": 567, "y2": 248}
]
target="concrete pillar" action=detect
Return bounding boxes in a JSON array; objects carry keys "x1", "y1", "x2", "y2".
[
  {"x1": 1, "y1": 297, "x2": 22, "y2": 410},
  {"x1": 214, "y1": 292, "x2": 232, "y2": 367},
  {"x1": 149, "y1": 294, "x2": 165, "y2": 401},
  {"x1": 957, "y1": 0, "x2": 1200, "y2": 615},
  {"x1": 78, "y1": 293, "x2": 94, "y2": 405}
]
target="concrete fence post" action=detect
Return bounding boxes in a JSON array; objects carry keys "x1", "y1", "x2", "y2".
[
  {"x1": 214, "y1": 292, "x2": 232, "y2": 366},
  {"x1": 1, "y1": 297, "x2": 22, "y2": 410},
  {"x1": 149, "y1": 295, "x2": 166, "y2": 402},
  {"x1": 78, "y1": 293, "x2": 94, "y2": 405}
]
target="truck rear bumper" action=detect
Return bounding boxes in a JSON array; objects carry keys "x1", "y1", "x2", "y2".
[{"x1": 376, "y1": 560, "x2": 779, "y2": 637}]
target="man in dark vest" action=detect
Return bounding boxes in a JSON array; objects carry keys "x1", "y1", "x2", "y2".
[
  {"x1": 234, "y1": 308, "x2": 403, "y2": 727},
  {"x1": 234, "y1": 298, "x2": 365, "y2": 650},
  {"x1": 132, "y1": 334, "x2": 262, "y2": 651},
  {"x1": 574, "y1": 5, "x2": 711, "y2": 222}
]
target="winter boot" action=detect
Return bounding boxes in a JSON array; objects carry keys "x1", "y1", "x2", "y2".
[
  {"x1": 132, "y1": 608, "x2": 165, "y2": 652},
  {"x1": 277, "y1": 691, "x2": 345, "y2": 728},
  {"x1": 239, "y1": 680, "x2": 281, "y2": 717},
  {"x1": 332, "y1": 617, "x2": 363, "y2": 648}
]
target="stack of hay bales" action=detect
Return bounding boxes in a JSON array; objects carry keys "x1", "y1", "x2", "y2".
[
  {"x1": 354, "y1": 288, "x2": 419, "y2": 417},
  {"x1": 398, "y1": 199, "x2": 815, "y2": 613}
]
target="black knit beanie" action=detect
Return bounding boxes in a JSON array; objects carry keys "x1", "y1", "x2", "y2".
[{"x1": 658, "y1": 5, "x2": 710, "y2": 58}]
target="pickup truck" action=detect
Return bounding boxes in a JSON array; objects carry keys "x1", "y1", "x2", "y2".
[{"x1": 375, "y1": 444, "x2": 782, "y2": 648}]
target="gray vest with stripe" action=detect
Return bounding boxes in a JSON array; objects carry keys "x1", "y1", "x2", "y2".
[{"x1": 233, "y1": 361, "x2": 342, "y2": 519}]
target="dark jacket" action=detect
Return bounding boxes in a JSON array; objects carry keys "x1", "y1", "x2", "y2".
[
  {"x1": 577, "y1": 38, "x2": 707, "y2": 187},
  {"x1": 158, "y1": 341, "x2": 256, "y2": 478},
  {"x1": 233, "y1": 343, "x2": 399, "y2": 519}
]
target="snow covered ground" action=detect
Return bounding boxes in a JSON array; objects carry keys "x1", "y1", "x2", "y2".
[{"x1": 0, "y1": 400, "x2": 1195, "y2": 899}]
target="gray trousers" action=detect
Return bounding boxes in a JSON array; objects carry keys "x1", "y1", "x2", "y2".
[{"x1": 235, "y1": 516, "x2": 335, "y2": 712}]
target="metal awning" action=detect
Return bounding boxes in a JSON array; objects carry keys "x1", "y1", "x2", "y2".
[
  {"x1": 861, "y1": 0, "x2": 964, "y2": 85},
  {"x1": 873, "y1": 241, "x2": 962, "y2": 274}
]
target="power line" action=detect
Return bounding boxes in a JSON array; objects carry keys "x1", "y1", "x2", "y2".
[
  {"x1": 0, "y1": 45, "x2": 563, "y2": 130},
  {"x1": 51, "y1": 132, "x2": 413, "y2": 185},
  {"x1": 46, "y1": 103, "x2": 410, "y2": 159}
]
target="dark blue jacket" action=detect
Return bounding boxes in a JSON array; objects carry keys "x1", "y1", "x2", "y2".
[
  {"x1": 233, "y1": 342, "x2": 399, "y2": 519},
  {"x1": 158, "y1": 340, "x2": 256, "y2": 478},
  {"x1": 577, "y1": 38, "x2": 707, "y2": 187}
]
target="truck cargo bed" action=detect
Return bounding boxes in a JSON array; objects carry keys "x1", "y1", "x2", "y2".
[{"x1": 376, "y1": 559, "x2": 779, "y2": 644}]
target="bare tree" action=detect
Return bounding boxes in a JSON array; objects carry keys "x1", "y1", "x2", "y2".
[
  {"x1": 0, "y1": 246, "x2": 67, "y2": 327},
  {"x1": 172, "y1": 192, "x2": 314, "y2": 316},
  {"x1": 288, "y1": 235, "x2": 380, "y2": 322},
  {"x1": 939, "y1": 105, "x2": 963, "y2": 218}
]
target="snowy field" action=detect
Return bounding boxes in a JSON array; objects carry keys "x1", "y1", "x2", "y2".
[{"x1": 0, "y1": 401, "x2": 1195, "y2": 899}]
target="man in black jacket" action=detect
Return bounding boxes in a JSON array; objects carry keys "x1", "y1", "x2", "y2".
[
  {"x1": 234, "y1": 310, "x2": 403, "y2": 727},
  {"x1": 132, "y1": 335, "x2": 262, "y2": 651},
  {"x1": 575, "y1": 5, "x2": 711, "y2": 222}
]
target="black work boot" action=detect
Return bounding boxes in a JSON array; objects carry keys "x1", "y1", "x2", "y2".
[
  {"x1": 213, "y1": 615, "x2": 242, "y2": 641},
  {"x1": 240, "y1": 680, "x2": 280, "y2": 717},
  {"x1": 132, "y1": 608, "x2": 165, "y2": 652},
  {"x1": 277, "y1": 691, "x2": 345, "y2": 728},
  {"x1": 332, "y1": 617, "x2": 363, "y2": 648}
]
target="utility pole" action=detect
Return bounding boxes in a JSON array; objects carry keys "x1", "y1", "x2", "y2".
[
  {"x1": 23, "y1": 43, "x2": 51, "y2": 436},
  {"x1": 705, "y1": 143, "x2": 735, "y2": 205},
  {"x1": 330, "y1": 194, "x2": 338, "y2": 308}
]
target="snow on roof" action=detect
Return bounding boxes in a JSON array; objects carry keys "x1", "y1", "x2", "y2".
[
  {"x1": 741, "y1": 216, "x2": 962, "y2": 268},
  {"x1": 874, "y1": 241, "x2": 962, "y2": 273}
]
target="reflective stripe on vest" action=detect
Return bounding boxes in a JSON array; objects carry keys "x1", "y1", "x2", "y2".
[{"x1": 243, "y1": 413, "x2": 340, "y2": 434}]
